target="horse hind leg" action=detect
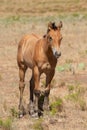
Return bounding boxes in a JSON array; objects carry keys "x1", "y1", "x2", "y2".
[
  {"x1": 18, "y1": 66, "x2": 27, "y2": 118},
  {"x1": 32, "y1": 66, "x2": 41, "y2": 118}
]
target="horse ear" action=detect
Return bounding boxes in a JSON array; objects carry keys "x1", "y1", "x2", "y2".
[
  {"x1": 58, "y1": 21, "x2": 63, "y2": 30},
  {"x1": 48, "y1": 22, "x2": 52, "y2": 28},
  {"x1": 47, "y1": 22, "x2": 52, "y2": 32}
]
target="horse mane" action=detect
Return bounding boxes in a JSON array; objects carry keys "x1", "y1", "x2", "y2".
[
  {"x1": 47, "y1": 22, "x2": 57, "y2": 33},
  {"x1": 51, "y1": 22, "x2": 57, "y2": 30}
]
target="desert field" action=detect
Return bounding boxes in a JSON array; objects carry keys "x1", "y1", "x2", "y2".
[{"x1": 0, "y1": 0, "x2": 87, "y2": 130}]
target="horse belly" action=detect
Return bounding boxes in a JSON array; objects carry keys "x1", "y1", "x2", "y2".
[{"x1": 23, "y1": 42, "x2": 35, "y2": 69}]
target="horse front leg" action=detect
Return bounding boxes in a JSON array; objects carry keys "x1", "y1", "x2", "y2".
[
  {"x1": 43, "y1": 69, "x2": 55, "y2": 111},
  {"x1": 29, "y1": 76, "x2": 35, "y2": 116},
  {"x1": 33, "y1": 66, "x2": 40, "y2": 117},
  {"x1": 18, "y1": 67, "x2": 27, "y2": 118}
]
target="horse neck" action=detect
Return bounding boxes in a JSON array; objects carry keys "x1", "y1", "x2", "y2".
[
  {"x1": 42, "y1": 37, "x2": 55, "y2": 59},
  {"x1": 42, "y1": 37, "x2": 49, "y2": 53}
]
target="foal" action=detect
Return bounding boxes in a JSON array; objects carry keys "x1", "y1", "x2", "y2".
[{"x1": 17, "y1": 21, "x2": 63, "y2": 117}]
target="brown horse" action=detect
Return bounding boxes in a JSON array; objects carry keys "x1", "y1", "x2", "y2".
[{"x1": 17, "y1": 21, "x2": 63, "y2": 118}]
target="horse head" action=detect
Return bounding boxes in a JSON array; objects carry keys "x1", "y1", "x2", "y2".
[{"x1": 46, "y1": 21, "x2": 63, "y2": 59}]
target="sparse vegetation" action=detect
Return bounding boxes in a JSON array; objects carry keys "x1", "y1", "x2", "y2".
[
  {"x1": 79, "y1": 98, "x2": 86, "y2": 111},
  {"x1": 33, "y1": 119, "x2": 43, "y2": 130},
  {"x1": 41, "y1": 80, "x2": 46, "y2": 88},
  {"x1": 66, "y1": 91, "x2": 79, "y2": 102},
  {"x1": 68, "y1": 85, "x2": 74, "y2": 92},
  {"x1": 65, "y1": 59, "x2": 73, "y2": 64},
  {"x1": 0, "y1": 119, "x2": 3, "y2": 126},
  {"x1": 65, "y1": 84, "x2": 87, "y2": 111},
  {"x1": 72, "y1": 13, "x2": 79, "y2": 18},
  {"x1": 10, "y1": 107, "x2": 18, "y2": 118},
  {"x1": 50, "y1": 97, "x2": 63, "y2": 115},
  {"x1": 56, "y1": 62, "x2": 86, "y2": 73},
  {"x1": 56, "y1": 63, "x2": 71, "y2": 72},
  {"x1": 78, "y1": 63, "x2": 85, "y2": 70},
  {"x1": 0, "y1": 117, "x2": 13, "y2": 130}
]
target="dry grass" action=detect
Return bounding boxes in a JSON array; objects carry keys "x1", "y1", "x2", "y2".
[
  {"x1": 0, "y1": 0, "x2": 87, "y2": 130},
  {"x1": 0, "y1": 0, "x2": 87, "y2": 16},
  {"x1": 0, "y1": 117, "x2": 13, "y2": 130},
  {"x1": 65, "y1": 83, "x2": 87, "y2": 111}
]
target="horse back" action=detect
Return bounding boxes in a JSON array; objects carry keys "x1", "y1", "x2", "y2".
[{"x1": 17, "y1": 34, "x2": 40, "y2": 68}]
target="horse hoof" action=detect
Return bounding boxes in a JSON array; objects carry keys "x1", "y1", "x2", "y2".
[
  {"x1": 31, "y1": 112, "x2": 39, "y2": 119},
  {"x1": 19, "y1": 110, "x2": 25, "y2": 118},
  {"x1": 29, "y1": 110, "x2": 34, "y2": 116},
  {"x1": 19, "y1": 113, "x2": 23, "y2": 118}
]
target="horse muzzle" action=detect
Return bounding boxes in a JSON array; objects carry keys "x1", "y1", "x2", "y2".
[
  {"x1": 54, "y1": 51, "x2": 61, "y2": 59},
  {"x1": 52, "y1": 47, "x2": 61, "y2": 59}
]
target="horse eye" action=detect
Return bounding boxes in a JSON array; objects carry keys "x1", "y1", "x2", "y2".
[{"x1": 49, "y1": 36, "x2": 53, "y2": 42}]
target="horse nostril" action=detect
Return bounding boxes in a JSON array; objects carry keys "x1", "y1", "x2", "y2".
[
  {"x1": 55, "y1": 51, "x2": 61, "y2": 58},
  {"x1": 55, "y1": 51, "x2": 58, "y2": 55}
]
